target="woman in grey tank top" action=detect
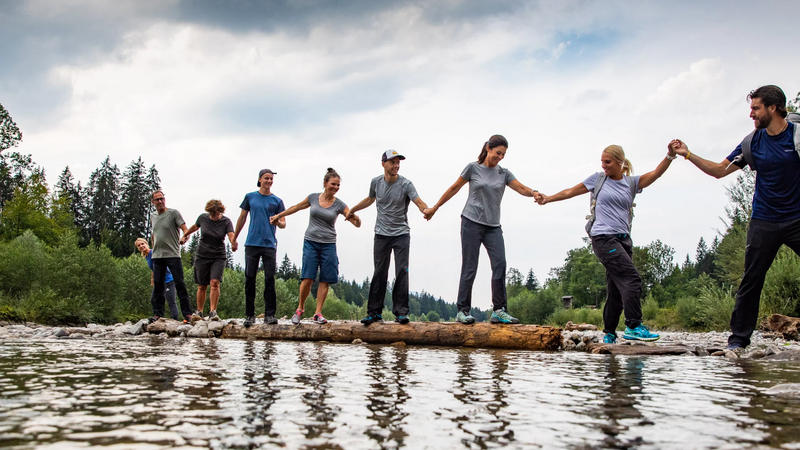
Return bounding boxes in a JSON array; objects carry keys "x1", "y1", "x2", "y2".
[
  {"x1": 270, "y1": 168, "x2": 361, "y2": 324},
  {"x1": 536, "y1": 144, "x2": 676, "y2": 344},
  {"x1": 424, "y1": 135, "x2": 539, "y2": 325}
]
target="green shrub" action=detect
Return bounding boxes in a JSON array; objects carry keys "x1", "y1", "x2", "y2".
[
  {"x1": 761, "y1": 248, "x2": 800, "y2": 317},
  {"x1": 546, "y1": 306, "x2": 605, "y2": 329},
  {"x1": 642, "y1": 294, "x2": 659, "y2": 322}
]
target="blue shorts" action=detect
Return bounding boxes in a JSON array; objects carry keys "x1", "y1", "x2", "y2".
[{"x1": 301, "y1": 240, "x2": 339, "y2": 283}]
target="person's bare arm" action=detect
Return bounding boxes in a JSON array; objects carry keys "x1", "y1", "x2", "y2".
[
  {"x1": 180, "y1": 224, "x2": 199, "y2": 245},
  {"x1": 638, "y1": 144, "x2": 678, "y2": 189},
  {"x1": 423, "y1": 177, "x2": 468, "y2": 220},
  {"x1": 538, "y1": 182, "x2": 589, "y2": 205},
  {"x1": 508, "y1": 179, "x2": 539, "y2": 198},
  {"x1": 227, "y1": 231, "x2": 237, "y2": 252},
  {"x1": 671, "y1": 139, "x2": 740, "y2": 179},
  {"x1": 347, "y1": 197, "x2": 375, "y2": 219},
  {"x1": 179, "y1": 223, "x2": 189, "y2": 242},
  {"x1": 342, "y1": 206, "x2": 361, "y2": 228},
  {"x1": 412, "y1": 196, "x2": 428, "y2": 214},
  {"x1": 234, "y1": 209, "x2": 248, "y2": 241},
  {"x1": 270, "y1": 198, "x2": 311, "y2": 225}
]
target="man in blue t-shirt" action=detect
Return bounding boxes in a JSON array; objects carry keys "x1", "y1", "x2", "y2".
[
  {"x1": 233, "y1": 169, "x2": 286, "y2": 327},
  {"x1": 670, "y1": 85, "x2": 800, "y2": 350}
]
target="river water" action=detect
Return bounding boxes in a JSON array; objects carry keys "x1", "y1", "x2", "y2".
[{"x1": 1, "y1": 337, "x2": 800, "y2": 449}]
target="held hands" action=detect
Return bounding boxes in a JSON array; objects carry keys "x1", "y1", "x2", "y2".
[
  {"x1": 669, "y1": 139, "x2": 688, "y2": 157},
  {"x1": 422, "y1": 206, "x2": 438, "y2": 221},
  {"x1": 231, "y1": 240, "x2": 238, "y2": 252},
  {"x1": 179, "y1": 235, "x2": 189, "y2": 245},
  {"x1": 534, "y1": 192, "x2": 549, "y2": 205},
  {"x1": 269, "y1": 214, "x2": 282, "y2": 226},
  {"x1": 345, "y1": 214, "x2": 361, "y2": 228}
]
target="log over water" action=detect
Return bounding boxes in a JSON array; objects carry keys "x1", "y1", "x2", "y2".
[{"x1": 219, "y1": 321, "x2": 562, "y2": 351}]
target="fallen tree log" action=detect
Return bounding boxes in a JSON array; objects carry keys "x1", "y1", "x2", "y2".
[
  {"x1": 765, "y1": 314, "x2": 800, "y2": 341},
  {"x1": 220, "y1": 321, "x2": 562, "y2": 351}
]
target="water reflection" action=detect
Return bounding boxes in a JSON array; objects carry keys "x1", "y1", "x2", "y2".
[{"x1": 2, "y1": 339, "x2": 800, "y2": 449}]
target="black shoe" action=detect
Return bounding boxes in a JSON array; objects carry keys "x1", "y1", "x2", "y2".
[
  {"x1": 244, "y1": 316, "x2": 255, "y2": 327},
  {"x1": 361, "y1": 314, "x2": 383, "y2": 326},
  {"x1": 264, "y1": 315, "x2": 278, "y2": 325},
  {"x1": 148, "y1": 315, "x2": 161, "y2": 324},
  {"x1": 395, "y1": 315, "x2": 410, "y2": 324}
]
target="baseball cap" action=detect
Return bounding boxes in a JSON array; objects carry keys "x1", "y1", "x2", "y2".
[
  {"x1": 257, "y1": 169, "x2": 277, "y2": 187},
  {"x1": 381, "y1": 150, "x2": 406, "y2": 162}
]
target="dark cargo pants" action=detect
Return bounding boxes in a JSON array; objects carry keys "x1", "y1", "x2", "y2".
[
  {"x1": 591, "y1": 234, "x2": 643, "y2": 335},
  {"x1": 367, "y1": 233, "x2": 411, "y2": 316}
]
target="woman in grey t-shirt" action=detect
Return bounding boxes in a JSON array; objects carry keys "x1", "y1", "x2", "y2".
[
  {"x1": 424, "y1": 135, "x2": 539, "y2": 325},
  {"x1": 270, "y1": 168, "x2": 361, "y2": 324},
  {"x1": 536, "y1": 144, "x2": 676, "y2": 344}
]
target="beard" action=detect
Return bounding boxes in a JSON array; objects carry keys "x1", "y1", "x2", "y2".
[{"x1": 755, "y1": 114, "x2": 772, "y2": 129}]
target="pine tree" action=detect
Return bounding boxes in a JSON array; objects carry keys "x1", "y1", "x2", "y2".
[
  {"x1": 55, "y1": 166, "x2": 87, "y2": 242},
  {"x1": 87, "y1": 156, "x2": 120, "y2": 245},
  {"x1": 525, "y1": 268, "x2": 540, "y2": 292},
  {"x1": 118, "y1": 158, "x2": 153, "y2": 255},
  {"x1": 278, "y1": 253, "x2": 294, "y2": 279},
  {"x1": 225, "y1": 243, "x2": 234, "y2": 269},
  {"x1": 186, "y1": 232, "x2": 200, "y2": 267},
  {"x1": 144, "y1": 164, "x2": 161, "y2": 238}
]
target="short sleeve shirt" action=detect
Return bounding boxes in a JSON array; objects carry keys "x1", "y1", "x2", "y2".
[
  {"x1": 583, "y1": 172, "x2": 641, "y2": 236},
  {"x1": 459, "y1": 162, "x2": 516, "y2": 227},
  {"x1": 152, "y1": 208, "x2": 185, "y2": 258},
  {"x1": 304, "y1": 193, "x2": 347, "y2": 244},
  {"x1": 195, "y1": 214, "x2": 234, "y2": 260},
  {"x1": 240, "y1": 192, "x2": 285, "y2": 248},
  {"x1": 726, "y1": 122, "x2": 800, "y2": 221},
  {"x1": 146, "y1": 250, "x2": 174, "y2": 283},
  {"x1": 369, "y1": 175, "x2": 420, "y2": 236}
]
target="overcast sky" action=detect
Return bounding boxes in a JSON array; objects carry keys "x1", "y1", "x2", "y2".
[{"x1": 2, "y1": 0, "x2": 798, "y2": 309}]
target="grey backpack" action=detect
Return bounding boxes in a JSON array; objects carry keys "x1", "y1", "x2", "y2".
[
  {"x1": 585, "y1": 173, "x2": 638, "y2": 235},
  {"x1": 737, "y1": 112, "x2": 800, "y2": 171}
]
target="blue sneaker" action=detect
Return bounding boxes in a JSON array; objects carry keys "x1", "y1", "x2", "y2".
[
  {"x1": 395, "y1": 315, "x2": 410, "y2": 324},
  {"x1": 490, "y1": 308, "x2": 520, "y2": 324},
  {"x1": 361, "y1": 314, "x2": 383, "y2": 326},
  {"x1": 604, "y1": 333, "x2": 617, "y2": 344},
  {"x1": 726, "y1": 343, "x2": 743, "y2": 351},
  {"x1": 456, "y1": 311, "x2": 475, "y2": 324},
  {"x1": 623, "y1": 324, "x2": 660, "y2": 342}
]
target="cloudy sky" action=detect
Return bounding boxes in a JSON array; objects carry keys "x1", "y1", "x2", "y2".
[{"x1": 2, "y1": 0, "x2": 797, "y2": 308}]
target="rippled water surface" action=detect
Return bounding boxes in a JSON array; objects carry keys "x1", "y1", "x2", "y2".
[{"x1": 2, "y1": 337, "x2": 800, "y2": 449}]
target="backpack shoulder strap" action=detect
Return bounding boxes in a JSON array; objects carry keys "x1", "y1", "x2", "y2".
[
  {"x1": 585, "y1": 173, "x2": 607, "y2": 235},
  {"x1": 626, "y1": 175, "x2": 637, "y2": 232},
  {"x1": 741, "y1": 130, "x2": 757, "y2": 171}
]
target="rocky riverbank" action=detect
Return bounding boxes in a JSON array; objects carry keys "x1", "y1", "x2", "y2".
[{"x1": 1, "y1": 318, "x2": 800, "y2": 360}]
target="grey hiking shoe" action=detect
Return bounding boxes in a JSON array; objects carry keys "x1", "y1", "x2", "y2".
[
  {"x1": 244, "y1": 316, "x2": 255, "y2": 327},
  {"x1": 490, "y1": 308, "x2": 519, "y2": 324},
  {"x1": 264, "y1": 315, "x2": 278, "y2": 325},
  {"x1": 291, "y1": 309, "x2": 303, "y2": 326},
  {"x1": 456, "y1": 311, "x2": 475, "y2": 324},
  {"x1": 209, "y1": 310, "x2": 219, "y2": 321}
]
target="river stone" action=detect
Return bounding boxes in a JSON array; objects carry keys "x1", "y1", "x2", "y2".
[
  {"x1": 187, "y1": 322, "x2": 209, "y2": 338},
  {"x1": 175, "y1": 324, "x2": 193, "y2": 336},
  {"x1": 724, "y1": 350, "x2": 739, "y2": 359},
  {"x1": 352, "y1": 339, "x2": 363, "y2": 344},
  {"x1": 578, "y1": 324, "x2": 598, "y2": 331},
  {"x1": 711, "y1": 351, "x2": 724, "y2": 356},
  {"x1": 575, "y1": 341, "x2": 586, "y2": 351},
  {"x1": 68, "y1": 333, "x2": 86, "y2": 339},
  {"x1": 207, "y1": 321, "x2": 225, "y2": 336},
  {"x1": 744, "y1": 349, "x2": 766, "y2": 359},
  {"x1": 764, "y1": 383, "x2": 800, "y2": 397},
  {"x1": 65, "y1": 327, "x2": 92, "y2": 335},
  {"x1": 53, "y1": 328, "x2": 69, "y2": 338},
  {"x1": 764, "y1": 345, "x2": 779, "y2": 357},
  {"x1": 695, "y1": 346, "x2": 709, "y2": 356},
  {"x1": 390, "y1": 341, "x2": 406, "y2": 346},
  {"x1": 564, "y1": 340, "x2": 577, "y2": 351},
  {"x1": 127, "y1": 319, "x2": 148, "y2": 336},
  {"x1": 763, "y1": 350, "x2": 800, "y2": 361}
]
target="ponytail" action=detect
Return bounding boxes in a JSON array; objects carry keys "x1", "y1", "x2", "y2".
[
  {"x1": 477, "y1": 134, "x2": 509, "y2": 164},
  {"x1": 324, "y1": 167, "x2": 340, "y2": 183},
  {"x1": 603, "y1": 145, "x2": 633, "y2": 175}
]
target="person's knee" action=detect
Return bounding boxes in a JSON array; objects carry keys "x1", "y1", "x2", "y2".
[
  {"x1": 210, "y1": 280, "x2": 221, "y2": 289},
  {"x1": 198, "y1": 285, "x2": 208, "y2": 292}
]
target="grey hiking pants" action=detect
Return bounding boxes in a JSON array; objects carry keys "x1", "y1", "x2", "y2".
[{"x1": 456, "y1": 216, "x2": 507, "y2": 313}]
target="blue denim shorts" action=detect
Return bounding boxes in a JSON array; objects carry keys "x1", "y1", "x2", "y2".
[{"x1": 301, "y1": 240, "x2": 339, "y2": 283}]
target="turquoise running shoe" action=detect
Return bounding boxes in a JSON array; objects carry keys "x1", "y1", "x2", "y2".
[
  {"x1": 604, "y1": 333, "x2": 617, "y2": 344},
  {"x1": 456, "y1": 311, "x2": 475, "y2": 324},
  {"x1": 490, "y1": 308, "x2": 520, "y2": 324},
  {"x1": 623, "y1": 324, "x2": 660, "y2": 342}
]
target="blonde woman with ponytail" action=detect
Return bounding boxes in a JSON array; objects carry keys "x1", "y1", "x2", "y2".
[{"x1": 536, "y1": 144, "x2": 677, "y2": 343}]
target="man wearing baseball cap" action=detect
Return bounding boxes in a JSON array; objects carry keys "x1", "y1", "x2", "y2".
[
  {"x1": 233, "y1": 169, "x2": 286, "y2": 327},
  {"x1": 347, "y1": 150, "x2": 429, "y2": 325}
]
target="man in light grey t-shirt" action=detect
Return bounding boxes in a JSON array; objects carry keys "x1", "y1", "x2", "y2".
[{"x1": 347, "y1": 150, "x2": 428, "y2": 325}]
